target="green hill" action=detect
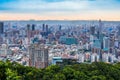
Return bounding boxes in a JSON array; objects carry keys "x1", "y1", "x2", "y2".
[{"x1": 0, "y1": 61, "x2": 120, "y2": 80}]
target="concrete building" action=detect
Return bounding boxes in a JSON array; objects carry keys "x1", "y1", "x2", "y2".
[
  {"x1": 0, "y1": 44, "x2": 12, "y2": 56},
  {"x1": 29, "y1": 43, "x2": 48, "y2": 68},
  {"x1": 103, "y1": 37, "x2": 109, "y2": 51},
  {"x1": 78, "y1": 53, "x2": 84, "y2": 63},
  {"x1": 91, "y1": 53, "x2": 99, "y2": 62},
  {"x1": 102, "y1": 53, "x2": 109, "y2": 63},
  {"x1": 0, "y1": 22, "x2": 4, "y2": 34},
  {"x1": 90, "y1": 26, "x2": 95, "y2": 35},
  {"x1": 102, "y1": 53, "x2": 115, "y2": 63},
  {"x1": 52, "y1": 57, "x2": 63, "y2": 65},
  {"x1": 118, "y1": 25, "x2": 120, "y2": 36},
  {"x1": 118, "y1": 26, "x2": 120, "y2": 42}
]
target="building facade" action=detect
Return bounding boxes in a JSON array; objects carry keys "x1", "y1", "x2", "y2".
[
  {"x1": 29, "y1": 43, "x2": 48, "y2": 68},
  {"x1": 0, "y1": 22, "x2": 4, "y2": 34}
]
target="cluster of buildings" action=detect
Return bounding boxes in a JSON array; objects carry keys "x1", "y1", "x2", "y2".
[{"x1": 0, "y1": 20, "x2": 120, "y2": 68}]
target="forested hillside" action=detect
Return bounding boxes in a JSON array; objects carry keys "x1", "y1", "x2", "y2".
[{"x1": 0, "y1": 61, "x2": 120, "y2": 80}]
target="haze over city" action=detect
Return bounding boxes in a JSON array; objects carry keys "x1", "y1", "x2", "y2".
[{"x1": 0, "y1": 0, "x2": 120, "y2": 21}]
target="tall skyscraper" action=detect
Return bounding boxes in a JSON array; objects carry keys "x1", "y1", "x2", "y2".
[
  {"x1": 118, "y1": 26, "x2": 120, "y2": 42},
  {"x1": 29, "y1": 43, "x2": 48, "y2": 68},
  {"x1": 27, "y1": 24, "x2": 31, "y2": 45},
  {"x1": 32, "y1": 24, "x2": 35, "y2": 31},
  {"x1": 90, "y1": 26, "x2": 95, "y2": 35},
  {"x1": 109, "y1": 33, "x2": 115, "y2": 48},
  {"x1": 118, "y1": 25, "x2": 120, "y2": 35},
  {"x1": 0, "y1": 22, "x2": 4, "y2": 34},
  {"x1": 97, "y1": 19, "x2": 102, "y2": 39},
  {"x1": 103, "y1": 37, "x2": 109, "y2": 51},
  {"x1": 0, "y1": 44, "x2": 8, "y2": 56},
  {"x1": 99, "y1": 19, "x2": 102, "y2": 33},
  {"x1": 27, "y1": 24, "x2": 31, "y2": 30},
  {"x1": 42, "y1": 24, "x2": 45, "y2": 31},
  {"x1": 59, "y1": 25, "x2": 62, "y2": 31},
  {"x1": 46, "y1": 24, "x2": 48, "y2": 32}
]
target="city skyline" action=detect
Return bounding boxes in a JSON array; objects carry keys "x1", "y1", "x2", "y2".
[{"x1": 0, "y1": 0, "x2": 120, "y2": 21}]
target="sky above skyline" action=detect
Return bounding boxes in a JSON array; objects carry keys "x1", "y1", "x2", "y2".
[{"x1": 0, "y1": 0, "x2": 120, "y2": 20}]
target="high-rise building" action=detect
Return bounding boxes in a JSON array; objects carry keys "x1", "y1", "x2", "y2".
[
  {"x1": 59, "y1": 25, "x2": 62, "y2": 31},
  {"x1": 0, "y1": 44, "x2": 12, "y2": 56},
  {"x1": 99, "y1": 19, "x2": 102, "y2": 33},
  {"x1": 93, "y1": 39, "x2": 101, "y2": 49},
  {"x1": 90, "y1": 26, "x2": 95, "y2": 35},
  {"x1": 32, "y1": 24, "x2": 35, "y2": 31},
  {"x1": 46, "y1": 24, "x2": 48, "y2": 32},
  {"x1": 27, "y1": 24, "x2": 31, "y2": 31},
  {"x1": 118, "y1": 26, "x2": 120, "y2": 42},
  {"x1": 42, "y1": 24, "x2": 45, "y2": 31},
  {"x1": 97, "y1": 19, "x2": 102, "y2": 39},
  {"x1": 109, "y1": 33, "x2": 115, "y2": 48},
  {"x1": 91, "y1": 53, "x2": 99, "y2": 62},
  {"x1": 103, "y1": 37, "x2": 109, "y2": 51},
  {"x1": 29, "y1": 43, "x2": 48, "y2": 68},
  {"x1": 0, "y1": 22, "x2": 4, "y2": 34},
  {"x1": 27, "y1": 24, "x2": 31, "y2": 45},
  {"x1": 118, "y1": 26, "x2": 120, "y2": 36},
  {"x1": 102, "y1": 53, "x2": 114, "y2": 63},
  {"x1": 78, "y1": 53, "x2": 84, "y2": 63}
]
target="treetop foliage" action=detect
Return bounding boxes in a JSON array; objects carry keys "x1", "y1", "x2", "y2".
[{"x1": 0, "y1": 61, "x2": 120, "y2": 80}]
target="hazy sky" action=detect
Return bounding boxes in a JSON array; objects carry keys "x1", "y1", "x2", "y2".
[{"x1": 0, "y1": 0, "x2": 120, "y2": 20}]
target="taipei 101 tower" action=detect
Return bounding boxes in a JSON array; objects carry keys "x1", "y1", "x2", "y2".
[
  {"x1": 97, "y1": 19, "x2": 102, "y2": 39},
  {"x1": 99, "y1": 19, "x2": 102, "y2": 34}
]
